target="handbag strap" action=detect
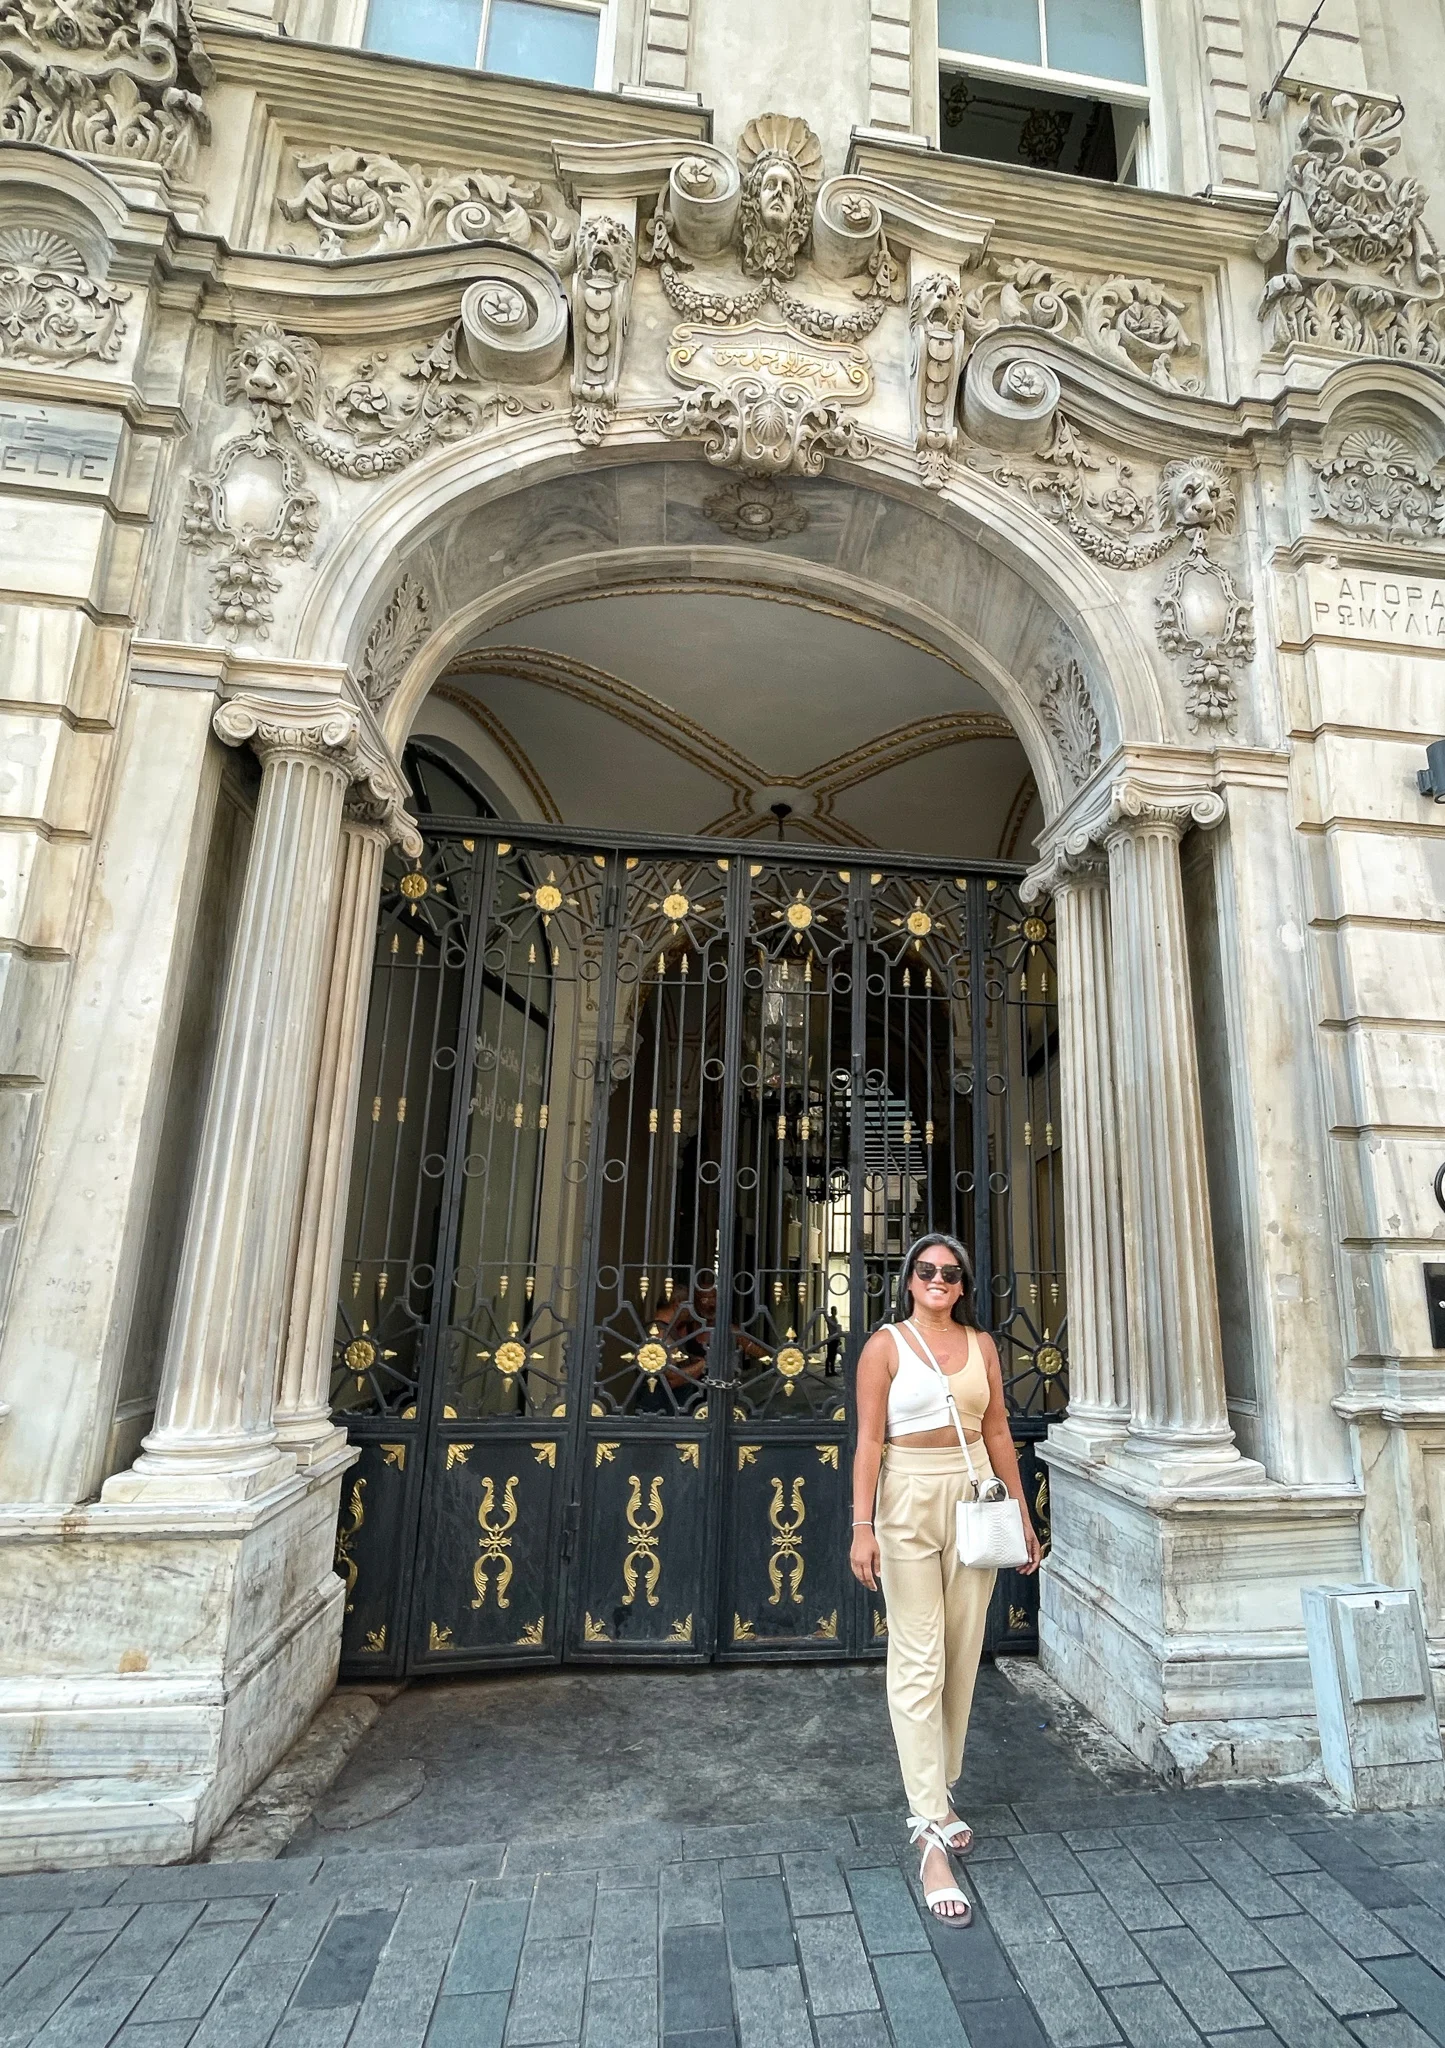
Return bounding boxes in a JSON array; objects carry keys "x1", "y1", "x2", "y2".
[{"x1": 898, "y1": 1320, "x2": 981, "y2": 1493}]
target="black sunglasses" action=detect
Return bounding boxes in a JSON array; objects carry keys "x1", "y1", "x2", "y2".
[{"x1": 912, "y1": 1260, "x2": 964, "y2": 1285}]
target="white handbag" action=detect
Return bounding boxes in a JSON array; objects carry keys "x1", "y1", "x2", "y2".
[{"x1": 902, "y1": 1322, "x2": 1031, "y2": 1572}]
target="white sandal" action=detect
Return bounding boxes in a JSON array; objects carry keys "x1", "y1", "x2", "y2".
[
  {"x1": 936, "y1": 1814, "x2": 973, "y2": 1857},
  {"x1": 910, "y1": 1818, "x2": 972, "y2": 1924}
]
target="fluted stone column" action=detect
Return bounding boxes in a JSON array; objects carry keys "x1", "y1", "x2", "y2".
[
  {"x1": 1024, "y1": 845, "x2": 1129, "y2": 1454},
  {"x1": 1103, "y1": 784, "x2": 1262, "y2": 1487},
  {"x1": 105, "y1": 698, "x2": 360, "y2": 1502},
  {"x1": 274, "y1": 793, "x2": 402, "y2": 1462}
]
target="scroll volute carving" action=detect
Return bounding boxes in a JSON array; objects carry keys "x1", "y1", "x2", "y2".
[
  {"x1": 459, "y1": 249, "x2": 569, "y2": 384},
  {"x1": 0, "y1": 0, "x2": 211, "y2": 177}
]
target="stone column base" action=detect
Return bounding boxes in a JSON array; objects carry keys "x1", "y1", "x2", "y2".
[
  {"x1": 1040, "y1": 1438, "x2": 1365, "y2": 1785},
  {"x1": 0, "y1": 1450, "x2": 352, "y2": 1872}
]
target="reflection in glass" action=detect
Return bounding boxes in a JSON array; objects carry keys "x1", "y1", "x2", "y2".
[
  {"x1": 938, "y1": 0, "x2": 1041, "y2": 66},
  {"x1": 484, "y1": 0, "x2": 600, "y2": 86},
  {"x1": 1044, "y1": 0, "x2": 1145, "y2": 84},
  {"x1": 365, "y1": 0, "x2": 481, "y2": 67}
]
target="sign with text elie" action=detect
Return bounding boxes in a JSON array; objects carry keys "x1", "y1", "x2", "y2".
[
  {"x1": 1306, "y1": 563, "x2": 1445, "y2": 650},
  {"x1": 0, "y1": 401, "x2": 122, "y2": 496}
]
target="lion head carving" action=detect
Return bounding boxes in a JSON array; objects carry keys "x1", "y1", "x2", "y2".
[
  {"x1": 1158, "y1": 457, "x2": 1236, "y2": 535},
  {"x1": 225, "y1": 322, "x2": 320, "y2": 423}
]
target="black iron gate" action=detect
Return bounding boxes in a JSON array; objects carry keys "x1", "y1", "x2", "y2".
[{"x1": 329, "y1": 822, "x2": 1065, "y2": 1677}]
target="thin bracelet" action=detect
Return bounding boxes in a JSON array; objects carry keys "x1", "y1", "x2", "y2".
[{"x1": 852, "y1": 1519, "x2": 873, "y2": 1527}]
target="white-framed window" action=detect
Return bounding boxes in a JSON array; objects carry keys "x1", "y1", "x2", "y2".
[
  {"x1": 364, "y1": 0, "x2": 614, "y2": 91},
  {"x1": 937, "y1": 0, "x2": 1150, "y2": 186}
]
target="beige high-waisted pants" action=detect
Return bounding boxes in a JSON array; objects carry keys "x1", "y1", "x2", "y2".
[{"x1": 876, "y1": 1441, "x2": 996, "y2": 1821}]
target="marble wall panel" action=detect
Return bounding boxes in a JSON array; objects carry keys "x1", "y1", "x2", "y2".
[
  {"x1": 0, "y1": 500, "x2": 115, "y2": 609},
  {"x1": 1163, "y1": 1517, "x2": 1364, "y2": 1635},
  {"x1": 1314, "y1": 824, "x2": 1445, "y2": 927},
  {"x1": 1332, "y1": 1132, "x2": 1445, "y2": 1244},
  {"x1": 1304, "y1": 643, "x2": 1445, "y2": 741},
  {"x1": 0, "y1": 716, "x2": 109, "y2": 834},
  {"x1": 1322, "y1": 1021, "x2": 1445, "y2": 1131},
  {"x1": 1311, "y1": 730, "x2": 1440, "y2": 828},
  {"x1": 1313, "y1": 922, "x2": 1445, "y2": 1027}
]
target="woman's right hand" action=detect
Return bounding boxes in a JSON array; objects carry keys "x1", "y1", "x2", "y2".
[{"x1": 849, "y1": 1526, "x2": 881, "y2": 1591}]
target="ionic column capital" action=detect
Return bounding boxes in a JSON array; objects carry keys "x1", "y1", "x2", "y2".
[
  {"x1": 214, "y1": 695, "x2": 361, "y2": 769},
  {"x1": 348, "y1": 749, "x2": 423, "y2": 858},
  {"x1": 1021, "y1": 834, "x2": 1109, "y2": 906},
  {"x1": 1102, "y1": 779, "x2": 1226, "y2": 847}
]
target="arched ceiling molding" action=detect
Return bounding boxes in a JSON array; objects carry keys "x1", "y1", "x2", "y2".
[
  {"x1": 998, "y1": 772, "x2": 1040, "y2": 861},
  {"x1": 427, "y1": 680, "x2": 563, "y2": 822},
  {"x1": 292, "y1": 432, "x2": 1174, "y2": 812}
]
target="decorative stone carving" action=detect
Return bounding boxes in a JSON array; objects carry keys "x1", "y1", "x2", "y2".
[
  {"x1": 570, "y1": 214, "x2": 637, "y2": 445},
  {"x1": 652, "y1": 320, "x2": 871, "y2": 477},
  {"x1": 358, "y1": 575, "x2": 432, "y2": 710},
  {"x1": 961, "y1": 258, "x2": 1202, "y2": 394},
  {"x1": 1155, "y1": 532, "x2": 1254, "y2": 735},
  {"x1": 908, "y1": 273, "x2": 967, "y2": 488},
  {"x1": 1259, "y1": 92, "x2": 1445, "y2": 362},
  {"x1": 736, "y1": 112, "x2": 823, "y2": 282},
  {"x1": 1313, "y1": 429, "x2": 1445, "y2": 541},
  {"x1": 0, "y1": 226, "x2": 127, "y2": 366},
  {"x1": 459, "y1": 251, "x2": 570, "y2": 385},
  {"x1": 0, "y1": 0, "x2": 211, "y2": 177},
  {"x1": 279, "y1": 149, "x2": 577, "y2": 266},
  {"x1": 1038, "y1": 660, "x2": 1101, "y2": 786},
  {"x1": 188, "y1": 319, "x2": 546, "y2": 641},
  {"x1": 702, "y1": 475, "x2": 809, "y2": 542}
]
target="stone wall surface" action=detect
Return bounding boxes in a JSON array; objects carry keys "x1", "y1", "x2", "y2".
[{"x1": 0, "y1": 0, "x2": 1443, "y2": 1865}]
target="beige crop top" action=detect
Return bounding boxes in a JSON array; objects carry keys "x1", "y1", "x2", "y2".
[{"x1": 885, "y1": 1322, "x2": 990, "y2": 1438}]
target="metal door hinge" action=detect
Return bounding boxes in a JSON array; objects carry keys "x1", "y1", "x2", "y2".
[{"x1": 561, "y1": 1499, "x2": 581, "y2": 1561}]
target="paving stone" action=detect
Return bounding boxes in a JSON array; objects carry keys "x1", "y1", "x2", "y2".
[
  {"x1": 1013, "y1": 1833, "x2": 1097, "y2": 1897},
  {"x1": 846, "y1": 1864, "x2": 931, "y2": 1956},
  {"x1": 291, "y1": 1907, "x2": 397, "y2": 2011},
  {"x1": 662, "y1": 1864, "x2": 723, "y2": 1930},
  {"x1": 968, "y1": 1863, "x2": 1063, "y2": 1951},
  {"x1": 529, "y1": 1874, "x2": 596, "y2": 1943},
  {"x1": 1384, "y1": 1906, "x2": 1445, "y2": 1976},
  {"x1": 187, "y1": 1892, "x2": 340, "y2": 2048},
  {"x1": 589, "y1": 1885, "x2": 657, "y2": 1981},
  {"x1": 1221, "y1": 1826, "x2": 1319, "y2": 1877},
  {"x1": 505, "y1": 1935, "x2": 589, "y2": 2045},
  {"x1": 269, "y1": 2010, "x2": 359, "y2": 2048},
  {"x1": 1077, "y1": 1852, "x2": 1182, "y2": 1933},
  {"x1": 1114, "y1": 1831, "x2": 1207, "y2": 1886},
  {"x1": 1276, "y1": 1869, "x2": 1410, "y2": 1958},
  {"x1": 1230, "y1": 1969, "x2": 1359, "y2": 2048},
  {"x1": 0, "y1": 1923, "x2": 150, "y2": 2046},
  {"x1": 1258, "y1": 1911, "x2": 1396, "y2": 2015},
  {"x1": 781, "y1": 1854, "x2": 851, "y2": 1918},
  {"x1": 795, "y1": 1912, "x2": 878, "y2": 2015},
  {"x1": 583, "y1": 1973, "x2": 658, "y2": 2048},
  {"x1": 661, "y1": 2032, "x2": 736, "y2": 2048},
  {"x1": 684, "y1": 1820, "x2": 856, "y2": 1860},
  {"x1": 1199, "y1": 2032, "x2": 1284, "y2": 2048},
  {"x1": 445, "y1": 1897, "x2": 530, "y2": 1997},
  {"x1": 114, "y1": 2023, "x2": 204, "y2": 2047},
  {"x1": 199, "y1": 1898, "x2": 270, "y2": 1925},
  {"x1": 1005, "y1": 1938, "x2": 1122, "y2": 2047},
  {"x1": 1063, "y1": 1832, "x2": 1123, "y2": 1855},
  {"x1": 425, "y1": 1992, "x2": 508, "y2": 2048},
  {"x1": 722, "y1": 1857, "x2": 780, "y2": 1879},
  {"x1": 127, "y1": 1915, "x2": 260, "y2": 2025},
  {"x1": 0, "y1": 1909, "x2": 63, "y2": 1988},
  {"x1": 26, "y1": 1965, "x2": 150, "y2": 2047},
  {"x1": 970, "y1": 1837, "x2": 1025, "y2": 1864},
  {"x1": 661, "y1": 1926, "x2": 733, "y2": 2037},
  {"x1": 350, "y1": 1880, "x2": 472, "y2": 2048},
  {"x1": 1158, "y1": 1885, "x2": 1279, "y2": 1972},
  {"x1": 812, "y1": 2018, "x2": 893, "y2": 2048},
  {"x1": 721, "y1": 1877, "x2": 794, "y2": 1970},
  {"x1": 968, "y1": 1807, "x2": 1026, "y2": 1842},
  {"x1": 0, "y1": 1873, "x2": 126, "y2": 1914},
  {"x1": 1171, "y1": 1844, "x2": 1290, "y2": 1921},
  {"x1": 1050, "y1": 1893, "x2": 1157, "y2": 1988},
  {"x1": 506, "y1": 1828, "x2": 679, "y2": 1877},
  {"x1": 849, "y1": 1811, "x2": 914, "y2": 1848},
  {"x1": 872, "y1": 1951, "x2": 972, "y2": 2046},
  {"x1": 1351, "y1": 2015, "x2": 1445, "y2": 2048},
  {"x1": 1134, "y1": 1928, "x2": 1261, "y2": 2033},
  {"x1": 114, "y1": 1863, "x2": 319, "y2": 1904},
  {"x1": 595, "y1": 1864, "x2": 661, "y2": 1891},
  {"x1": 946, "y1": 1997, "x2": 1050, "y2": 2047},
  {"x1": 316, "y1": 1848, "x2": 506, "y2": 1889},
  {"x1": 1102, "y1": 1982, "x2": 1205, "y2": 2047},
  {"x1": 1347, "y1": 1821, "x2": 1419, "y2": 1866},
  {"x1": 1402, "y1": 1867, "x2": 1445, "y2": 1918},
  {"x1": 1367, "y1": 1956, "x2": 1445, "y2": 2043},
  {"x1": 732, "y1": 1962, "x2": 813, "y2": 2048},
  {"x1": 920, "y1": 1889, "x2": 1019, "y2": 2005},
  {"x1": 55, "y1": 1906, "x2": 134, "y2": 1935}
]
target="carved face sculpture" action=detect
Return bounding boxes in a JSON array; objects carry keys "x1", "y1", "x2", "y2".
[
  {"x1": 225, "y1": 322, "x2": 319, "y2": 423},
  {"x1": 1158, "y1": 458, "x2": 1236, "y2": 535},
  {"x1": 740, "y1": 151, "x2": 812, "y2": 279},
  {"x1": 577, "y1": 213, "x2": 637, "y2": 284}
]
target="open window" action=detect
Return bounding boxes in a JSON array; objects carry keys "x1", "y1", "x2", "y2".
[
  {"x1": 937, "y1": 0, "x2": 1149, "y2": 185},
  {"x1": 364, "y1": 0, "x2": 613, "y2": 91}
]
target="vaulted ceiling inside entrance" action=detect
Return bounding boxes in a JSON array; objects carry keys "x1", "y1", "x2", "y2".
[{"x1": 418, "y1": 588, "x2": 1042, "y2": 860}]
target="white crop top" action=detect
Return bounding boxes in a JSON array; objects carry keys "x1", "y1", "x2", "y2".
[{"x1": 885, "y1": 1322, "x2": 989, "y2": 1437}]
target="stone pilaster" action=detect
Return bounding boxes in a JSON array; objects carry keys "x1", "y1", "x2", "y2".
[
  {"x1": 1102, "y1": 783, "x2": 1262, "y2": 1487},
  {"x1": 105, "y1": 698, "x2": 359, "y2": 1502},
  {"x1": 274, "y1": 781, "x2": 418, "y2": 1463},
  {"x1": 1024, "y1": 844, "x2": 1129, "y2": 1454}
]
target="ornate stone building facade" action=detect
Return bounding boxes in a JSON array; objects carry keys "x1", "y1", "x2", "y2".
[{"x1": 1, "y1": 0, "x2": 1444, "y2": 1866}]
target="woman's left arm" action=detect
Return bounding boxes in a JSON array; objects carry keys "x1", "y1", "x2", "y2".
[{"x1": 978, "y1": 1334, "x2": 1042, "y2": 1576}]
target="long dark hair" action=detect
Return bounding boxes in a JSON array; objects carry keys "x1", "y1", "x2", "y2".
[{"x1": 895, "y1": 1233, "x2": 976, "y2": 1329}]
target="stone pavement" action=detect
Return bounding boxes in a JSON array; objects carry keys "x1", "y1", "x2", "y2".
[{"x1": 8, "y1": 1668, "x2": 1445, "y2": 2045}]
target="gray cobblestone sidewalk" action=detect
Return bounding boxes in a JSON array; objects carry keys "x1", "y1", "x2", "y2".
[{"x1": 12, "y1": 1788, "x2": 1445, "y2": 2045}]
